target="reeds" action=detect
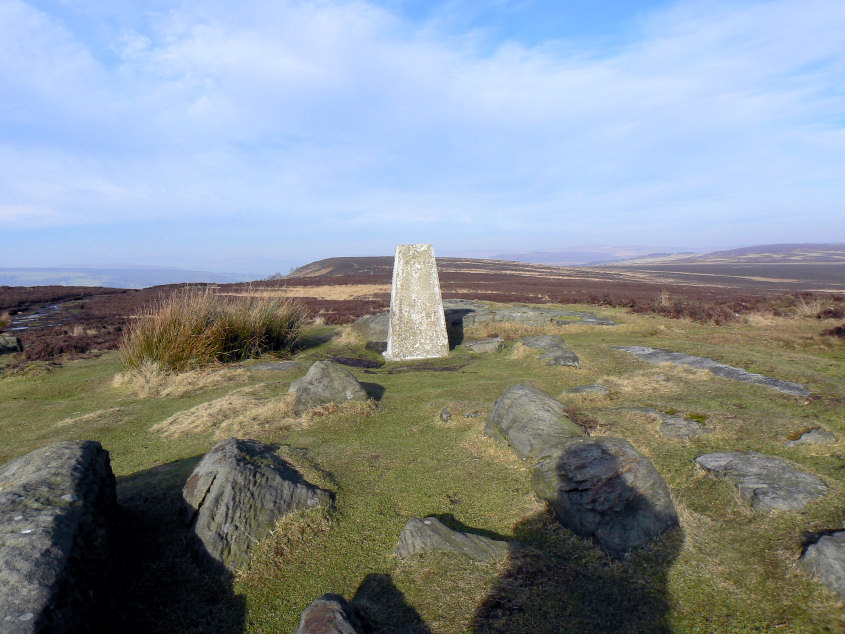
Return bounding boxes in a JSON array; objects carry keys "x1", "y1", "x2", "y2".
[{"x1": 119, "y1": 286, "x2": 307, "y2": 371}]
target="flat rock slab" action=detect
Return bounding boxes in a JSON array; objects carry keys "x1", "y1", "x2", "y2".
[
  {"x1": 294, "y1": 594, "x2": 363, "y2": 634},
  {"x1": 396, "y1": 517, "x2": 510, "y2": 561},
  {"x1": 351, "y1": 301, "x2": 616, "y2": 351},
  {"x1": 786, "y1": 428, "x2": 836, "y2": 447},
  {"x1": 695, "y1": 452, "x2": 826, "y2": 511},
  {"x1": 289, "y1": 361, "x2": 369, "y2": 415},
  {"x1": 520, "y1": 336, "x2": 581, "y2": 367},
  {"x1": 384, "y1": 244, "x2": 449, "y2": 361},
  {"x1": 621, "y1": 407, "x2": 710, "y2": 439},
  {"x1": 485, "y1": 384, "x2": 584, "y2": 459},
  {"x1": 0, "y1": 441, "x2": 116, "y2": 633},
  {"x1": 183, "y1": 438, "x2": 333, "y2": 571},
  {"x1": 464, "y1": 337, "x2": 504, "y2": 354},
  {"x1": 248, "y1": 361, "x2": 305, "y2": 371},
  {"x1": 615, "y1": 346, "x2": 809, "y2": 396},
  {"x1": 532, "y1": 436, "x2": 679, "y2": 556},
  {"x1": 564, "y1": 384, "x2": 608, "y2": 395},
  {"x1": 801, "y1": 531, "x2": 845, "y2": 601}
]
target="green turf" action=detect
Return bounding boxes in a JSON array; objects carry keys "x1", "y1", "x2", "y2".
[{"x1": 1, "y1": 306, "x2": 842, "y2": 632}]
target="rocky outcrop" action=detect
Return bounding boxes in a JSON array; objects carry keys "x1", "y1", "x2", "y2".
[
  {"x1": 485, "y1": 384, "x2": 583, "y2": 459},
  {"x1": 396, "y1": 517, "x2": 510, "y2": 562},
  {"x1": 695, "y1": 452, "x2": 826, "y2": 511},
  {"x1": 564, "y1": 384, "x2": 608, "y2": 395},
  {"x1": 182, "y1": 438, "x2": 333, "y2": 571},
  {"x1": 800, "y1": 531, "x2": 845, "y2": 601},
  {"x1": 288, "y1": 361, "x2": 369, "y2": 415},
  {"x1": 532, "y1": 437, "x2": 679, "y2": 555},
  {"x1": 0, "y1": 441, "x2": 116, "y2": 633},
  {"x1": 621, "y1": 407, "x2": 710, "y2": 440},
  {"x1": 0, "y1": 335, "x2": 22, "y2": 355},
  {"x1": 293, "y1": 594, "x2": 364, "y2": 634},
  {"x1": 615, "y1": 346, "x2": 810, "y2": 396}
]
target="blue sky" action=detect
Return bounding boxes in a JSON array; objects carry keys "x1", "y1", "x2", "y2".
[{"x1": 1, "y1": 0, "x2": 843, "y2": 273}]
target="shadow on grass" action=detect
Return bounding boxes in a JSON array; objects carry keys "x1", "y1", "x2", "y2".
[
  {"x1": 471, "y1": 510, "x2": 683, "y2": 633},
  {"x1": 360, "y1": 381, "x2": 386, "y2": 401},
  {"x1": 105, "y1": 456, "x2": 246, "y2": 634},
  {"x1": 351, "y1": 573, "x2": 431, "y2": 634}
]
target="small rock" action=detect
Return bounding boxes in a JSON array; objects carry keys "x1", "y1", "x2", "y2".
[
  {"x1": 440, "y1": 408, "x2": 452, "y2": 423},
  {"x1": 617, "y1": 407, "x2": 710, "y2": 439},
  {"x1": 0, "y1": 334, "x2": 22, "y2": 355},
  {"x1": 294, "y1": 594, "x2": 364, "y2": 634},
  {"x1": 564, "y1": 384, "x2": 608, "y2": 395},
  {"x1": 464, "y1": 411, "x2": 481, "y2": 418},
  {"x1": 183, "y1": 438, "x2": 333, "y2": 571},
  {"x1": 248, "y1": 361, "x2": 305, "y2": 371},
  {"x1": 485, "y1": 384, "x2": 583, "y2": 459},
  {"x1": 800, "y1": 531, "x2": 845, "y2": 601},
  {"x1": 464, "y1": 337, "x2": 505, "y2": 354},
  {"x1": 786, "y1": 428, "x2": 836, "y2": 447},
  {"x1": 532, "y1": 436, "x2": 679, "y2": 555},
  {"x1": 541, "y1": 350, "x2": 581, "y2": 368},
  {"x1": 695, "y1": 452, "x2": 827, "y2": 511},
  {"x1": 396, "y1": 517, "x2": 510, "y2": 561},
  {"x1": 289, "y1": 360, "x2": 370, "y2": 415}
]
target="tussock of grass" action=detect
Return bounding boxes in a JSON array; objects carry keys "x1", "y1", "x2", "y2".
[
  {"x1": 54, "y1": 406, "x2": 125, "y2": 428},
  {"x1": 119, "y1": 286, "x2": 307, "y2": 371},
  {"x1": 331, "y1": 325, "x2": 366, "y2": 348},
  {"x1": 111, "y1": 361, "x2": 250, "y2": 398},
  {"x1": 0, "y1": 311, "x2": 10, "y2": 330}
]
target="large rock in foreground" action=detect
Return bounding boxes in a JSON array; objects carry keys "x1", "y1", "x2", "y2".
[
  {"x1": 183, "y1": 438, "x2": 333, "y2": 572},
  {"x1": 293, "y1": 594, "x2": 364, "y2": 634},
  {"x1": 801, "y1": 531, "x2": 845, "y2": 601},
  {"x1": 485, "y1": 384, "x2": 583, "y2": 459},
  {"x1": 289, "y1": 361, "x2": 369, "y2": 415},
  {"x1": 0, "y1": 441, "x2": 116, "y2": 633},
  {"x1": 396, "y1": 517, "x2": 510, "y2": 562},
  {"x1": 532, "y1": 436, "x2": 679, "y2": 555},
  {"x1": 694, "y1": 452, "x2": 826, "y2": 511}
]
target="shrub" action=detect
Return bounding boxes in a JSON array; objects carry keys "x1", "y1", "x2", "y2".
[{"x1": 119, "y1": 287, "x2": 308, "y2": 371}]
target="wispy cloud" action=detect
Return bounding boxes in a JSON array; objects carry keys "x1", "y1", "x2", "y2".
[{"x1": 1, "y1": 0, "x2": 843, "y2": 265}]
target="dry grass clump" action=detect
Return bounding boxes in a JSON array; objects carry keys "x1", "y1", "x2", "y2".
[
  {"x1": 54, "y1": 407, "x2": 125, "y2": 428},
  {"x1": 599, "y1": 365, "x2": 710, "y2": 397},
  {"x1": 464, "y1": 322, "x2": 570, "y2": 341},
  {"x1": 331, "y1": 325, "x2": 365, "y2": 348},
  {"x1": 119, "y1": 286, "x2": 308, "y2": 371},
  {"x1": 0, "y1": 311, "x2": 10, "y2": 330},
  {"x1": 112, "y1": 361, "x2": 250, "y2": 398}
]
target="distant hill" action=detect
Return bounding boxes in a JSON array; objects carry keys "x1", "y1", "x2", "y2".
[
  {"x1": 491, "y1": 246, "x2": 681, "y2": 265},
  {"x1": 601, "y1": 243, "x2": 845, "y2": 266},
  {"x1": 0, "y1": 267, "x2": 252, "y2": 289}
]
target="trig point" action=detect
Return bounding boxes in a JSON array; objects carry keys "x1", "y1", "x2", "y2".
[{"x1": 384, "y1": 244, "x2": 449, "y2": 361}]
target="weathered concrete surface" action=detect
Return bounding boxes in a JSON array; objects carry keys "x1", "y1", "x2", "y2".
[
  {"x1": 615, "y1": 346, "x2": 809, "y2": 396},
  {"x1": 532, "y1": 436, "x2": 679, "y2": 556},
  {"x1": 801, "y1": 531, "x2": 845, "y2": 601},
  {"x1": 485, "y1": 384, "x2": 583, "y2": 459},
  {"x1": 384, "y1": 244, "x2": 449, "y2": 361},
  {"x1": 0, "y1": 441, "x2": 116, "y2": 633},
  {"x1": 396, "y1": 517, "x2": 510, "y2": 561},
  {"x1": 183, "y1": 438, "x2": 333, "y2": 571},
  {"x1": 695, "y1": 452, "x2": 826, "y2": 511},
  {"x1": 288, "y1": 361, "x2": 369, "y2": 415},
  {"x1": 293, "y1": 594, "x2": 364, "y2": 634}
]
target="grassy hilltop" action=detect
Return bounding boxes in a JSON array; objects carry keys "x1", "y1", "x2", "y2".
[{"x1": 1, "y1": 299, "x2": 843, "y2": 632}]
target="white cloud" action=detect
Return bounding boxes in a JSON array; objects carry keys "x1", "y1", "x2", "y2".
[{"x1": 0, "y1": 0, "x2": 843, "y2": 258}]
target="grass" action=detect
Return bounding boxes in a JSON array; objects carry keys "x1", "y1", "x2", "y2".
[
  {"x1": 119, "y1": 286, "x2": 307, "y2": 371},
  {"x1": 1, "y1": 304, "x2": 843, "y2": 632}
]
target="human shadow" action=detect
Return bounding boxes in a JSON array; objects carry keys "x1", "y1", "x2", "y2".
[
  {"x1": 102, "y1": 456, "x2": 246, "y2": 634},
  {"x1": 472, "y1": 441, "x2": 683, "y2": 633},
  {"x1": 360, "y1": 381, "x2": 386, "y2": 401},
  {"x1": 350, "y1": 573, "x2": 432, "y2": 634}
]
